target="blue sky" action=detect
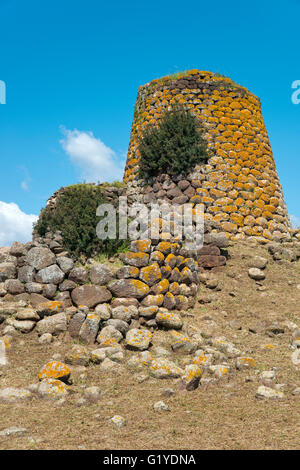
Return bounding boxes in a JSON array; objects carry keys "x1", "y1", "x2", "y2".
[{"x1": 0, "y1": 0, "x2": 300, "y2": 244}]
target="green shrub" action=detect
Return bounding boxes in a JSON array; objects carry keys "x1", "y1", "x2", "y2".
[
  {"x1": 138, "y1": 104, "x2": 209, "y2": 179},
  {"x1": 34, "y1": 184, "x2": 129, "y2": 259}
]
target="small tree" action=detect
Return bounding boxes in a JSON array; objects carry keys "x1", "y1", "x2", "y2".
[
  {"x1": 138, "y1": 104, "x2": 209, "y2": 179},
  {"x1": 34, "y1": 184, "x2": 129, "y2": 259}
]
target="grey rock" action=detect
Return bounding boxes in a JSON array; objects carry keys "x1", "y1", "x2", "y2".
[
  {"x1": 56, "y1": 256, "x2": 74, "y2": 274},
  {"x1": 68, "y1": 267, "x2": 89, "y2": 284},
  {"x1": 26, "y1": 247, "x2": 56, "y2": 270},
  {"x1": 36, "y1": 312, "x2": 67, "y2": 336},
  {"x1": 89, "y1": 264, "x2": 114, "y2": 285},
  {"x1": 0, "y1": 263, "x2": 16, "y2": 282},
  {"x1": 18, "y1": 265, "x2": 35, "y2": 283},
  {"x1": 36, "y1": 265, "x2": 65, "y2": 284},
  {"x1": 71, "y1": 285, "x2": 112, "y2": 308}
]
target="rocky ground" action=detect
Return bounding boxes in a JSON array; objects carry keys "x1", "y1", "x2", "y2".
[{"x1": 0, "y1": 241, "x2": 299, "y2": 450}]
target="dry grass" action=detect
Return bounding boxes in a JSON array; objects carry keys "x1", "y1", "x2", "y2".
[{"x1": 0, "y1": 241, "x2": 299, "y2": 450}]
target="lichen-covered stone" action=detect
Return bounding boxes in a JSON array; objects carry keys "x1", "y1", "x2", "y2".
[
  {"x1": 139, "y1": 263, "x2": 162, "y2": 286},
  {"x1": 156, "y1": 310, "x2": 183, "y2": 329},
  {"x1": 108, "y1": 279, "x2": 150, "y2": 299},
  {"x1": 71, "y1": 285, "x2": 112, "y2": 308},
  {"x1": 38, "y1": 361, "x2": 71, "y2": 383},
  {"x1": 150, "y1": 358, "x2": 183, "y2": 379},
  {"x1": 126, "y1": 328, "x2": 152, "y2": 351}
]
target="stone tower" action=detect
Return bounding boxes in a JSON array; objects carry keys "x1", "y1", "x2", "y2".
[{"x1": 124, "y1": 70, "x2": 291, "y2": 241}]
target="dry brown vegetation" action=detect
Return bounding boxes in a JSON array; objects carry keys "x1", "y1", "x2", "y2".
[{"x1": 0, "y1": 242, "x2": 299, "y2": 450}]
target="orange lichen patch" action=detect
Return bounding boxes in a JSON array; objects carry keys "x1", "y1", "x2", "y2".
[
  {"x1": 165, "y1": 253, "x2": 177, "y2": 268},
  {"x1": 169, "y1": 282, "x2": 180, "y2": 295},
  {"x1": 150, "y1": 251, "x2": 165, "y2": 264},
  {"x1": 236, "y1": 357, "x2": 256, "y2": 369},
  {"x1": 139, "y1": 263, "x2": 162, "y2": 286},
  {"x1": 38, "y1": 361, "x2": 71, "y2": 382},
  {"x1": 128, "y1": 279, "x2": 150, "y2": 296},
  {"x1": 152, "y1": 278, "x2": 169, "y2": 295},
  {"x1": 124, "y1": 252, "x2": 149, "y2": 266},
  {"x1": 131, "y1": 239, "x2": 151, "y2": 253},
  {"x1": 97, "y1": 337, "x2": 119, "y2": 348},
  {"x1": 263, "y1": 344, "x2": 275, "y2": 350},
  {"x1": 37, "y1": 301, "x2": 65, "y2": 315},
  {"x1": 39, "y1": 378, "x2": 69, "y2": 397},
  {"x1": 156, "y1": 241, "x2": 172, "y2": 255},
  {"x1": 141, "y1": 294, "x2": 164, "y2": 307}
]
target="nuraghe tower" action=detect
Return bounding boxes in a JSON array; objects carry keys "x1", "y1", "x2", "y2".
[{"x1": 124, "y1": 70, "x2": 291, "y2": 241}]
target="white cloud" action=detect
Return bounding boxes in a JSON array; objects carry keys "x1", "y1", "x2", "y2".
[
  {"x1": 290, "y1": 214, "x2": 300, "y2": 229},
  {"x1": 21, "y1": 181, "x2": 29, "y2": 191},
  {"x1": 0, "y1": 201, "x2": 38, "y2": 246},
  {"x1": 60, "y1": 127, "x2": 125, "y2": 183}
]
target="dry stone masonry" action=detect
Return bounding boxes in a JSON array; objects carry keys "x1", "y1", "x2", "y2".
[{"x1": 125, "y1": 70, "x2": 291, "y2": 242}]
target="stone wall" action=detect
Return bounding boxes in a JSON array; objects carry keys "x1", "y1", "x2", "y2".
[{"x1": 124, "y1": 70, "x2": 291, "y2": 242}]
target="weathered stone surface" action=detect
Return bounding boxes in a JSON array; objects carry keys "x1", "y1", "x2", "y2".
[
  {"x1": 36, "y1": 312, "x2": 67, "y2": 336},
  {"x1": 95, "y1": 303, "x2": 111, "y2": 320},
  {"x1": 110, "y1": 297, "x2": 139, "y2": 308},
  {"x1": 15, "y1": 308, "x2": 40, "y2": 321},
  {"x1": 156, "y1": 310, "x2": 183, "y2": 329},
  {"x1": 0, "y1": 263, "x2": 16, "y2": 282},
  {"x1": 108, "y1": 279, "x2": 150, "y2": 299},
  {"x1": 10, "y1": 242, "x2": 27, "y2": 257},
  {"x1": 71, "y1": 285, "x2": 112, "y2": 308},
  {"x1": 68, "y1": 267, "x2": 89, "y2": 284},
  {"x1": 37, "y1": 379, "x2": 69, "y2": 399},
  {"x1": 36, "y1": 265, "x2": 65, "y2": 284},
  {"x1": 116, "y1": 266, "x2": 139, "y2": 279},
  {"x1": 38, "y1": 361, "x2": 71, "y2": 383},
  {"x1": 141, "y1": 294, "x2": 164, "y2": 307},
  {"x1": 4, "y1": 279, "x2": 25, "y2": 295},
  {"x1": 106, "y1": 319, "x2": 129, "y2": 336},
  {"x1": 0, "y1": 426, "x2": 28, "y2": 438},
  {"x1": 65, "y1": 344, "x2": 89, "y2": 366},
  {"x1": 89, "y1": 264, "x2": 114, "y2": 285},
  {"x1": 248, "y1": 268, "x2": 265, "y2": 281},
  {"x1": 97, "y1": 325, "x2": 123, "y2": 344},
  {"x1": 25, "y1": 282, "x2": 43, "y2": 294},
  {"x1": 56, "y1": 256, "x2": 74, "y2": 274},
  {"x1": 123, "y1": 252, "x2": 149, "y2": 267},
  {"x1": 126, "y1": 328, "x2": 152, "y2": 351},
  {"x1": 18, "y1": 265, "x2": 35, "y2": 283},
  {"x1": 248, "y1": 256, "x2": 268, "y2": 269},
  {"x1": 12, "y1": 319, "x2": 36, "y2": 333},
  {"x1": 36, "y1": 301, "x2": 65, "y2": 317},
  {"x1": 29, "y1": 293, "x2": 49, "y2": 308},
  {"x1": 150, "y1": 358, "x2": 183, "y2": 379},
  {"x1": 68, "y1": 312, "x2": 86, "y2": 338},
  {"x1": 181, "y1": 364, "x2": 202, "y2": 391},
  {"x1": 139, "y1": 263, "x2": 162, "y2": 286},
  {"x1": 26, "y1": 247, "x2": 56, "y2": 270},
  {"x1": 111, "y1": 305, "x2": 137, "y2": 322},
  {"x1": 79, "y1": 313, "x2": 101, "y2": 344},
  {"x1": 59, "y1": 280, "x2": 77, "y2": 291},
  {"x1": 130, "y1": 239, "x2": 151, "y2": 253},
  {"x1": 255, "y1": 385, "x2": 284, "y2": 400}
]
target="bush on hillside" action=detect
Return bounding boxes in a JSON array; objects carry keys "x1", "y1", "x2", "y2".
[
  {"x1": 138, "y1": 104, "x2": 209, "y2": 179},
  {"x1": 34, "y1": 184, "x2": 129, "y2": 259}
]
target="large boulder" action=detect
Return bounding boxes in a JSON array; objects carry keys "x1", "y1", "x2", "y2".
[
  {"x1": 71, "y1": 285, "x2": 112, "y2": 308},
  {"x1": 108, "y1": 279, "x2": 150, "y2": 299},
  {"x1": 36, "y1": 265, "x2": 65, "y2": 284},
  {"x1": 26, "y1": 247, "x2": 56, "y2": 270}
]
